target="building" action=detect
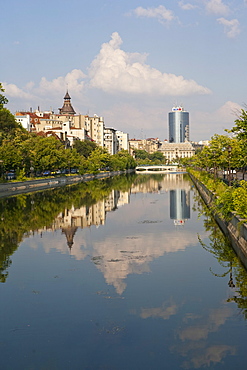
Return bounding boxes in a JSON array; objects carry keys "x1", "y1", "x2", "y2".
[
  {"x1": 15, "y1": 92, "x2": 130, "y2": 153},
  {"x1": 158, "y1": 141, "x2": 195, "y2": 162},
  {"x1": 59, "y1": 91, "x2": 76, "y2": 115},
  {"x1": 84, "y1": 115, "x2": 104, "y2": 147},
  {"x1": 116, "y1": 131, "x2": 129, "y2": 152},
  {"x1": 15, "y1": 114, "x2": 31, "y2": 131},
  {"x1": 169, "y1": 106, "x2": 189, "y2": 143},
  {"x1": 129, "y1": 138, "x2": 161, "y2": 155},
  {"x1": 104, "y1": 127, "x2": 118, "y2": 155}
]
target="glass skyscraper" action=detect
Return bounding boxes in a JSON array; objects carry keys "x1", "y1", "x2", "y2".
[{"x1": 168, "y1": 106, "x2": 189, "y2": 143}]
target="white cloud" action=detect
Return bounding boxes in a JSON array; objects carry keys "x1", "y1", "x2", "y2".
[
  {"x1": 205, "y1": 0, "x2": 230, "y2": 16},
  {"x1": 89, "y1": 32, "x2": 211, "y2": 96},
  {"x1": 191, "y1": 100, "x2": 242, "y2": 140},
  {"x1": 217, "y1": 18, "x2": 240, "y2": 38},
  {"x1": 216, "y1": 100, "x2": 242, "y2": 119},
  {"x1": 2, "y1": 82, "x2": 34, "y2": 100},
  {"x1": 179, "y1": 1, "x2": 198, "y2": 10},
  {"x1": 3, "y1": 69, "x2": 87, "y2": 109},
  {"x1": 131, "y1": 5, "x2": 175, "y2": 23},
  {"x1": 38, "y1": 69, "x2": 86, "y2": 96}
]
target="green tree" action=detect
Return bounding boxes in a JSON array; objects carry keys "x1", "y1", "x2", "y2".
[
  {"x1": 86, "y1": 147, "x2": 111, "y2": 174},
  {"x1": 0, "y1": 83, "x2": 8, "y2": 109},
  {"x1": 149, "y1": 151, "x2": 165, "y2": 162},
  {"x1": 74, "y1": 139, "x2": 97, "y2": 158},
  {"x1": 0, "y1": 141, "x2": 22, "y2": 172},
  {"x1": 229, "y1": 108, "x2": 247, "y2": 141},
  {"x1": 134, "y1": 149, "x2": 149, "y2": 160}
]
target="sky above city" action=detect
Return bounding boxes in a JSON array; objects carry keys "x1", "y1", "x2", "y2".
[{"x1": 1, "y1": 0, "x2": 247, "y2": 141}]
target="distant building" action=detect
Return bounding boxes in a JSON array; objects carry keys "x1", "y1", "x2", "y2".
[
  {"x1": 158, "y1": 141, "x2": 195, "y2": 162},
  {"x1": 104, "y1": 127, "x2": 118, "y2": 155},
  {"x1": 129, "y1": 138, "x2": 161, "y2": 155},
  {"x1": 116, "y1": 131, "x2": 129, "y2": 152},
  {"x1": 59, "y1": 91, "x2": 76, "y2": 115},
  {"x1": 15, "y1": 114, "x2": 31, "y2": 131},
  {"x1": 169, "y1": 106, "x2": 189, "y2": 143},
  {"x1": 84, "y1": 114, "x2": 105, "y2": 147},
  {"x1": 15, "y1": 92, "x2": 130, "y2": 153}
]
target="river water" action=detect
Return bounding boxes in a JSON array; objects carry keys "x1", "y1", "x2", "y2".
[{"x1": 1, "y1": 173, "x2": 247, "y2": 369}]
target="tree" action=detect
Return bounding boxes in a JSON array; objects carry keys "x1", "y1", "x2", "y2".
[
  {"x1": 134, "y1": 149, "x2": 149, "y2": 160},
  {"x1": 86, "y1": 147, "x2": 111, "y2": 173},
  {"x1": 110, "y1": 150, "x2": 136, "y2": 171},
  {"x1": 0, "y1": 84, "x2": 24, "y2": 142},
  {"x1": 0, "y1": 83, "x2": 8, "y2": 109},
  {"x1": 149, "y1": 151, "x2": 165, "y2": 162},
  {"x1": 0, "y1": 141, "x2": 22, "y2": 171},
  {"x1": 74, "y1": 139, "x2": 97, "y2": 158},
  {"x1": 229, "y1": 108, "x2": 247, "y2": 141}
]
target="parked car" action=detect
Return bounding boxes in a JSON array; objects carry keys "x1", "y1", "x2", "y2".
[
  {"x1": 223, "y1": 170, "x2": 236, "y2": 174},
  {"x1": 42, "y1": 170, "x2": 51, "y2": 176},
  {"x1": 5, "y1": 171, "x2": 16, "y2": 180}
]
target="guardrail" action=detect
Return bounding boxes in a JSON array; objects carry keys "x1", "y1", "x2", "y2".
[{"x1": 0, "y1": 169, "x2": 135, "y2": 197}]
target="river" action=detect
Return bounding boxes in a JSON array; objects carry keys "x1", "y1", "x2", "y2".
[{"x1": 1, "y1": 173, "x2": 247, "y2": 369}]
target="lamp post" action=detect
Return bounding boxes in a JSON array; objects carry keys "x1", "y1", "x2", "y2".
[
  {"x1": 0, "y1": 160, "x2": 3, "y2": 181},
  {"x1": 227, "y1": 146, "x2": 232, "y2": 186},
  {"x1": 213, "y1": 151, "x2": 216, "y2": 180}
]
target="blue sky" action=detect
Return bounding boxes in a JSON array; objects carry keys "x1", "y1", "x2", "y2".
[{"x1": 1, "y1": 0, "x2": 247, "y2": 141}]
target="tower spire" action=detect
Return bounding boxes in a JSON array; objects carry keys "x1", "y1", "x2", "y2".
[{"x1": 59, "y1": 91, "x2": 76, "y2": 115}]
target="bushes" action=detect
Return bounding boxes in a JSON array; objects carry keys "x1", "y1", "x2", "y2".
[{"x1": 189, "y1": 169, "x2": 247, "y2": 220}]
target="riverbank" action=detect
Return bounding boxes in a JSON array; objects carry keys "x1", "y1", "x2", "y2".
[
  {"x1": 189, "y1": 172, "x2": 247, "y2": 270},
  {"x1": 0, "y1": 169, "x2": 135, "y2": 198}
]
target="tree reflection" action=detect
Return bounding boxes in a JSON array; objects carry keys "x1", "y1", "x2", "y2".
[
  {"x1": 194, "y1": 192, "x2": 247, "y2": 320},
  {"x1": 0, "y1": 174, "x2": 139, "y2": 282}
]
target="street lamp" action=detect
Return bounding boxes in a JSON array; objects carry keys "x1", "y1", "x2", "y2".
[
  {"x1": 213, "y1": 151, "x2": 216, "y2": 180},
  {"x1": 227, "y1": 145, "x2": 232, "y2": 186},
  {"x1": 0, "y1": 160, "x2": 3, "y2": 181}
]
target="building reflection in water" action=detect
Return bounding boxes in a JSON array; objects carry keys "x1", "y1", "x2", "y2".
[
  {"x1": 170, "y1": 189, "x2": 190, "y2": 226},
  {"x1": 37, "y1": 174, "x2": 192, "y2": 249},
  {"x1": 40, "y1": 189, "x2": 130, "y2": 249}
]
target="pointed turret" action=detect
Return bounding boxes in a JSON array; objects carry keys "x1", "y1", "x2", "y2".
[
  {"x1": 59, "y1": 91, "x2": 76, "y2": 115},
  {"x1": 62, "y1": 226, "x2": 78, "y2": 251}
]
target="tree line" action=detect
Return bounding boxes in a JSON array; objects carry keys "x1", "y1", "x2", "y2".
[
  {"x1": 181, "y1": 108, "x2": 247, "y2": 178},
  {"x1": 184, "y1": 107, "x2": 247, "y2": 220}
]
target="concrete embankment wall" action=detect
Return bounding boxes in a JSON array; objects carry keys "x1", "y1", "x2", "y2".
[
  {"x1": 189, "y1": 173, "x2": 247, "y2": 270},
  {"x1": 0, "y1": 169, "x2": 135, "y2": 198}
]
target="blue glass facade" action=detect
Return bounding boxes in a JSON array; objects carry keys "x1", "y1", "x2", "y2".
[{"x1": 168, "y1": 109, "x2": 189, "y2": 143}]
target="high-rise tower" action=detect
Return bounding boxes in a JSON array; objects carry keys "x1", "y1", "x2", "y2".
[{"x1": 168, "y1": 106, "x2": 189, "y2": 143}]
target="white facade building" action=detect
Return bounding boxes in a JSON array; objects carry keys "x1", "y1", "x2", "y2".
[
  {"x1": 116, "y1": 131, "x2": 129, "y2": 152},
  {"x1": 84, "y1": 115, "x2": 104, "y2": 147},
  {"x1": 104, "y1": 127, "x2": 118, "y2": 155},
  {"x1": 15, "y1": 114, "x2": 31, "y2": 131}
]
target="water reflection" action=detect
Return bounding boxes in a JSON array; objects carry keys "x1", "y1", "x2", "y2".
[
  {"x1": 195, "y1": 193, "x2": 247, "y2": 321},
  {"x1": 170, "y1": 189, "x2": 190, "y2": 226},
  {"x1": 1, "y1": 173, "x2": 247, "y2": 369}
]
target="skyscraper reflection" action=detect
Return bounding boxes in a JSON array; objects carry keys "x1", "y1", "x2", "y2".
[{"x1": 170, "y1": 189, "x2": 190, "y2": 226}]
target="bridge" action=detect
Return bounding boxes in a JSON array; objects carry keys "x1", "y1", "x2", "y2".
[{"x1": 135, "y1": 164, "x2": 185, "y2": 173}]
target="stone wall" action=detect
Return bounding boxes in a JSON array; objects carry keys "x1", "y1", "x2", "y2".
[{"x1": 189, "y1": 173, "x2": 247, "y2": 270}]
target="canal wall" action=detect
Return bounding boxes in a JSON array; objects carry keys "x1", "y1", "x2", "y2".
[
  {"x1": 189, "y1": 173, "x2": 247, "y2": 270},
  {"x1": 0, "y1": 169, "x2": 135, "y2": 198}
]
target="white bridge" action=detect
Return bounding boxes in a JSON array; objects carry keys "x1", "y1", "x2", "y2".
[{"x1": 135, "y1": 164, "x2": 184, "y2": 173}]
